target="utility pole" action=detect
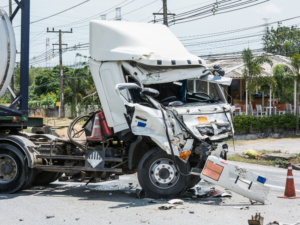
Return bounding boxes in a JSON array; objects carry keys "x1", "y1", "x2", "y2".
[
  {"x1": 47, "y1": 28, "x2": 72, "y2": 118},
  {"x1": 153, "y1": 0, "x2": 175, "y2": 27},
  {"x1": 116, "y1": 7, "x2": 121, "y2": 21},
  {"x1": 9, "y1": 0, "x2": 14, "y2": 103}
]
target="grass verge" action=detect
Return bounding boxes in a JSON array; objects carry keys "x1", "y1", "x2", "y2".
[{"x1": 228, "y1": 150, "x2": 300, "y2": 168}]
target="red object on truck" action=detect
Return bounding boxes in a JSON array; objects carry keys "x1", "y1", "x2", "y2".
[{"x1": 98, "y1": 110, "x2": 113, "y2": 137}]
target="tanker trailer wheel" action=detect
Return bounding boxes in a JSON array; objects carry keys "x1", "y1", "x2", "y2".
[
  {"x1": 0, "y1": 143, "x2": 28, "y2": 194},
  {"x1": 138, "y1": 147, "x2": 191, "y2": 199},
  {"x1": 32, "y1": 171, "x2": 62, "y2": 186}
]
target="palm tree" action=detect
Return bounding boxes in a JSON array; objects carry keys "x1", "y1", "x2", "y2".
[
  {"x1": 283, "y1": 54, "x2": 300, "y2": 133},
  {"x1": 242, "y1": 48, "x2": 273, "y2": 105},
  {"x1": 64, "y1": 66, "x2": 92, "y2": 118}
]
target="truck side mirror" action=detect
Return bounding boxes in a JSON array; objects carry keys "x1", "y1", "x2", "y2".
[{"x1": 141, "y1": 88, "x2": 160, "y2": 97}]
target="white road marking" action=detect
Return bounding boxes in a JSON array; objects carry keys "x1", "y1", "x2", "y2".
[{"x1": 265, "y1": 184, "x2": 300, "y2": 192}]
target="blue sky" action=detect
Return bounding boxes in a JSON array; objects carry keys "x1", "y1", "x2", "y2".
[{"x1": 0, "y1": 0, "x2": 299, "y2": 67}]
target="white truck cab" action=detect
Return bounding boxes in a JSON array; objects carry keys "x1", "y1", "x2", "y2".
[{"x1": 88, "y1": 21, "x2": 269, "y2": 202}]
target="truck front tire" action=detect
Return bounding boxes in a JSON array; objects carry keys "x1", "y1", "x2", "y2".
[
  {"x1": 138, "y1": 147, "x2": 191, "y2": 199},
  {"x1": 0, "y1": 143, "x2": 28, "y2": 194}
]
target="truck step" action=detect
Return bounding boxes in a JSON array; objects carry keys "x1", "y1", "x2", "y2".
[{"x1": 36, "y1": 165, "x2": 122, "y2": 173}]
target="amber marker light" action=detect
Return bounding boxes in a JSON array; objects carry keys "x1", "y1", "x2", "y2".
[
  {"x1": 179, "y1": 150, "x2": 191, "y2": 160},
  {"x1": 13, "y1": 117, "x2": 17, "y2": 122},
  {"x1": 198, "y1": 116, "x2": 209, "y2": 124}
]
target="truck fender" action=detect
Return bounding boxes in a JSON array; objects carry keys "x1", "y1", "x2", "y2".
[
  {"x1": 128, "y1": 136, "x2": 149, "y2": 170},
  {"x1": 0, "y1": 135, "x2": 38, "y2": 168}
]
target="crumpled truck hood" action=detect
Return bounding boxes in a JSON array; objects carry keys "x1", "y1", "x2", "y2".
[{"x1": 171, "y1": 103, "x2": 233, "y2": 140}]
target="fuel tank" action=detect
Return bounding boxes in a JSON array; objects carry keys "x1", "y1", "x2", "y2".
[{"x1": 0, "y1": 7, "x2": 16, "y2": 98}]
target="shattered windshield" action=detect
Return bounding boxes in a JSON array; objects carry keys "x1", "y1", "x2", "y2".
[{"x1": 187, "y1": 80, "x2": 226, "y2": 103}]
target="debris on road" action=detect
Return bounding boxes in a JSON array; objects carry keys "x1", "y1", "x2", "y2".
[
  {"x1": 141, "y1": 219, "x2": 149, "y2": 223},
  {"x1": 233, "y1": 206, "x2": 249, "y2": 210},
  {"x1": 189, "y1": 211, "x2": 194, "y2": 214},
  {"x1": 158, "y1": 204, "x2": 185, "y2": 210},
  {"x1": 148, "y1": 200, "x2": 157, "y2": 204},
  {"x1": 158, "y1": 205, "x2": 175, "y2": 210},
  {"x1": 19, "y1": 219, "x2": 23, "y2": 221},
  {"x1": 267, "y1": 221, "x2": 300, "y2": 225},
  {"x1": 168, "y1": 199, "x2": 183, "y2": 205},
  {"x1": 46, "y1": 216, "x2": 55, "y2": 219},
  {"x1": 75, "y1": 218, "x2": 80, "y2": 221},
  {"x1": 136, "y1": 189, "x2": 146, "y2": 199},
  {"x1": 209, "y1": 188, "x2": 232, "y2": 198},
  {"x1": 248, "y1": 213, "x2": 263, "y2": 225}
]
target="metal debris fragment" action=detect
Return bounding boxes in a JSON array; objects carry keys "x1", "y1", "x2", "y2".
[
  {"x1": 248, "y1": 213, "x2": 263, "y2": 225},
  {"x1": 136, "y1": 189, "x2": 145, "y2": 199},
  {"x1": 233, "y1": 206, "x2": 249, "y2": 210},
  {"x1": 46, "y1": 216, "x2": 55, "y2": 219}
]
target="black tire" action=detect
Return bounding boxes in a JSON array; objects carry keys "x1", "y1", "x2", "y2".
[
  {"x1": 23, "y1": 167, "x2": 37, "y2": 189},
  {"x1": 32, "y1": 171, "x2": 62, "y2": 186},
  {"x1": 0, "y1": 143, "x2": 27, "y2": 194},
  {"x1": 50, "y1": 173, "x2": 63, "y2": 183},
  {"x1": 137, "y1": 147, "x2": 191, "y2": 199},
  {"x1": 187, "y1": 175, "x2": 201, "y2": 189}
]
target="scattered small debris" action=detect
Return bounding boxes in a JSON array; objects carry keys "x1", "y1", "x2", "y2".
[
  {"x1": 141, "y1": 219, "x2": 149, "y2": 223},
  {"x1": 75, "y1": 218, "x2": 80, "y2": 221},
  {"x1": 148, "y1": 200, "x2": 157, "y2": 204},
  {"x1": 19, "y1": 219, "x2": 23, "y2": 221},
  {"x1": 136, "y1": 189, "x2": 145, "y2": 199},
  {"x1": 189, "y1": 211, "x2": 194, "y2": 214},
  {"x1": 46, "y1": 216, "x2": 55, "y2": 219},
  {"x1": 233, "y1": 206, "x2": 249, "y2": 210},
  {"x1": 158, "y1": 205, "x2": 175, "y2": 210},
  {"x1": 248, "y1": 213, "x2": 263, "y2": 225},
  {"x1": 168, "y1": 199, "x2": 183, "y2": 205},
  {"x1": 210, "y1": 188, "x2": 232, "y2": 198}
]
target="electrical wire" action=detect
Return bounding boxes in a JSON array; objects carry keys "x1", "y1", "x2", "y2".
[
  {"x1": 13, "y1": 0, "x2": 91, "y2": 28},
  {"x1": 178, "y1": 16, "x2": 300, "y2": 40}
]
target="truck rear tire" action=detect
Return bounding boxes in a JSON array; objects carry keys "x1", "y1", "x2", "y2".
[
  {"x1": 138, "y1": 147, "x2": 191, "y2": 199},
  {"x1": 0, "y1": 143, "x2": 28, "y2": 194},
  {"x1": 32, "y1": 171, "x2": 62, "y2": 186}
]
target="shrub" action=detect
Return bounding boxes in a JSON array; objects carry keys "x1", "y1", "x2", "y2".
[{"x1": 233, "y1": 114, "x2": 298, "y2": 134}]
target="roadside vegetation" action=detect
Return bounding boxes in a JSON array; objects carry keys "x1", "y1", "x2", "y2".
[{"x1": 228, "y1": 150, "x2": 300, "y2": 168}]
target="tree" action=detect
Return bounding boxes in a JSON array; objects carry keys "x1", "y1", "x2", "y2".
[
  {"x1": 64, "y1": 66, "x2": 92, "y2": 117},
  {"x1": 263, "y1": 24, "x2": 300, "y2": 133},
  {"x1": 272, "y1": 64, "x2": 294, "y2": 103},
  {"x1": 242, "y1": 48, "x2": 273, "y2": 103},
  {"x1": 263, "y1": 23, "x2": 300, "y2": 57}
]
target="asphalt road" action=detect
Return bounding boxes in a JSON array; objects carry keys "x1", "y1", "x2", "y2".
[{"x1": 0, "y1": 162, "x2": 299, "y2": 225}]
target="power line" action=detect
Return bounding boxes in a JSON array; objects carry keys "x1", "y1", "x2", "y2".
[
  {"x1": 13, "y1": 0, "x2": 90, "y2": 28},
  {"x1": 179, "y1": 15, "x2": 300, "y2": 40}
]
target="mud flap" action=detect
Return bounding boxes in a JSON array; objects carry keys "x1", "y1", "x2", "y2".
[{"x1": 200, "y1": 156, "x2": 269, "y2": 204}]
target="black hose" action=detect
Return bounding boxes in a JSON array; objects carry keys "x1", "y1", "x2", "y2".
[
  {"x1": 67, "y1": 114, "x2": 91, "y2": 150},
  {"x1": 159, "y1": 105, "x2": 190, "y2": 177},
  {"x1": 222, "y1": 107, "x2": 235, "y2": 152}
]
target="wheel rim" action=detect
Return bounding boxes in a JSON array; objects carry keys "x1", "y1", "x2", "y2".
[
  {"x1": 149, "y1": 158, "x2": 179, "y2": 189},
  {"x1": 0, "y1": 154, "x2": 18, "y2": 184}
]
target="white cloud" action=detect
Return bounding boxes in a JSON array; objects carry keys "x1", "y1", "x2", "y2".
[{"x1": 254, "y1": 4, "x2": 282, "y2": 16}]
